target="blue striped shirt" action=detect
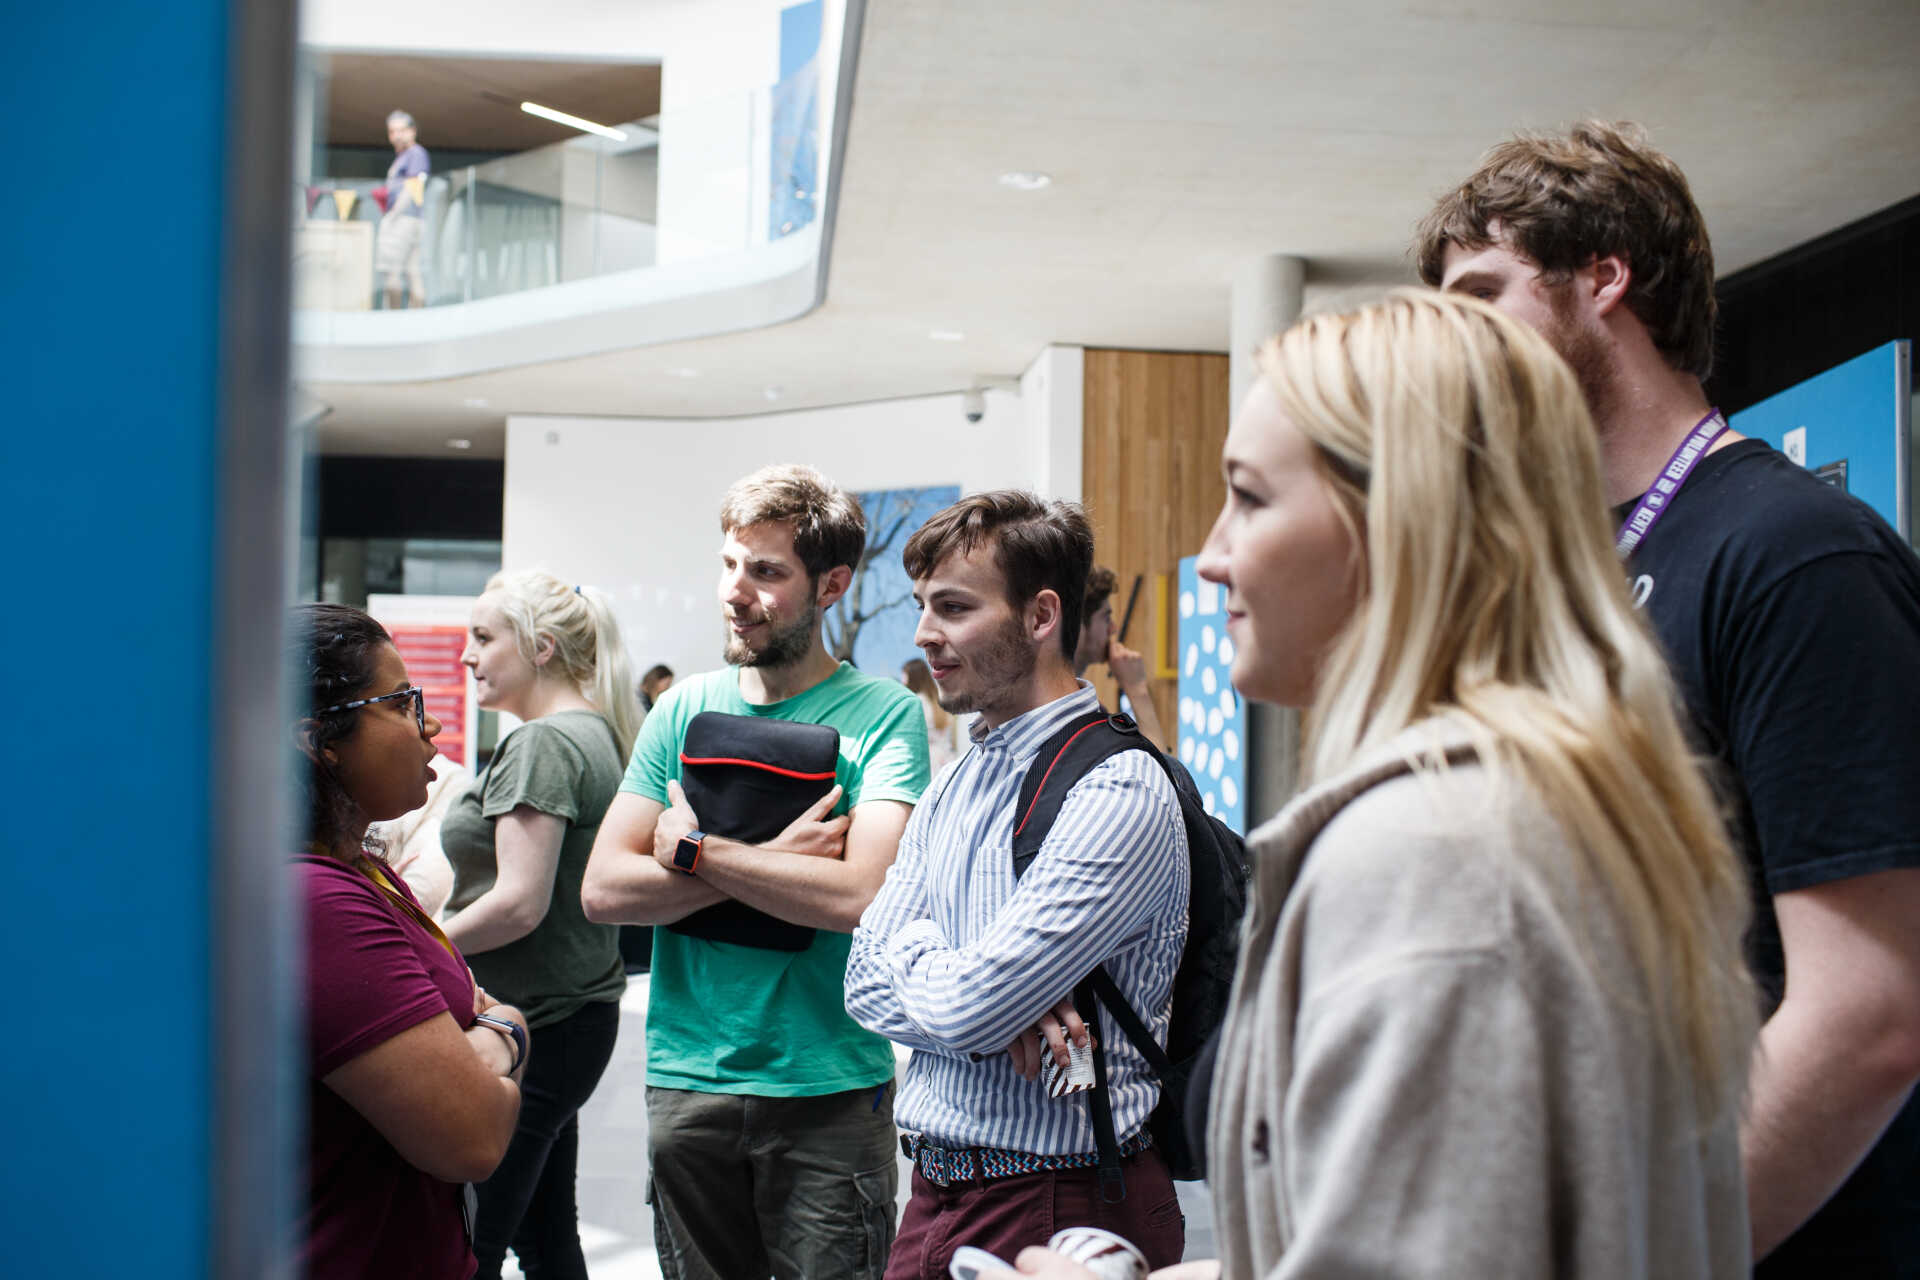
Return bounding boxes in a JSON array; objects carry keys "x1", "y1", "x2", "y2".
[{"x1": 845, "y1": 685, "x2": 1188, "y2": 1154}]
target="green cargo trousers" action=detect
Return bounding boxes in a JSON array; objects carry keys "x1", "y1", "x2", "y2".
[{"x1": 646, "y1": 1082, "x2": 899, "y2": 1280}]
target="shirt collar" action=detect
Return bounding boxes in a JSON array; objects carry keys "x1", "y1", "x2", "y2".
[{"x1": 969, "y1": 681, "x2": 1101, "y2": 758}]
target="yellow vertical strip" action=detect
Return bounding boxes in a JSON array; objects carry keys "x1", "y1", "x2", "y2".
[{"x1": 1152, "y1": 573, "x2": 1178, "y2": 679}]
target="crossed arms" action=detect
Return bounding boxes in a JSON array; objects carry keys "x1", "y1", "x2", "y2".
[{"x1": 582, "y1": 780, "x2": 912, "y2": 935}]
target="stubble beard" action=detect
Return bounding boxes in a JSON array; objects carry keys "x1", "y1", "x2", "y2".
[
  {"x1": 1545, "y1": 285, "x2": 1617, "y2": 430},
  {"x1": 934, "y1": 615, "x2": 1037, "y2": 717},
  {"x1": 723, "y1": 600, "x2": 817, "y2": 669}
]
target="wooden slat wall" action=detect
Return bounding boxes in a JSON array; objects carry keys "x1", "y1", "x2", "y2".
[{"x1": 1080, "y1": 348, "x2": 1232, "y2": 736}]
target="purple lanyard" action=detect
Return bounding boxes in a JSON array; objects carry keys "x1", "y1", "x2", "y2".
[{"x1": 1615, "y1": 409, "x2": 1728, "y2": 556}]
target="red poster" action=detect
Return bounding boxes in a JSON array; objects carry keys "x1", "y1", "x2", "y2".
[{"x1": 388, "y1": 623, "x2": 472, "y2": 768}]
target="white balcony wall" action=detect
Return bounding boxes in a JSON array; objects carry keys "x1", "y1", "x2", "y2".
[
  {"x1": 299, "y1": 0, "x2": 849, "y2": 378},
  {"x1": 303, "y1": 0, "x2": 772, "y2": 65}
]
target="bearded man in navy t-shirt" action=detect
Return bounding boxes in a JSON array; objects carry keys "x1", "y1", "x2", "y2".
[{"x1": 1419, "y1": 121, "x2": 1920, "y2": 1277}]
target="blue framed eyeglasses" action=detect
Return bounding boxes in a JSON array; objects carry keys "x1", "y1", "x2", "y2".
[{"x1": 316, "y1": 686, "x2": 427, "y2": 734}]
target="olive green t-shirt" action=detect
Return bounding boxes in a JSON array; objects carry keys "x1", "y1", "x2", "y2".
[
  {"x1": 622, "y1": 663, "x2": 929, "y2": 1095},
  {"x1": 442, "y1": 709, "x2": 628, "y2": 1028}
]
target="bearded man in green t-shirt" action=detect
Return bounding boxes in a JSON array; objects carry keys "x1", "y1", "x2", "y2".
[{"x1": 584, "y1": 463, "x2": 930, "y2": 1280}]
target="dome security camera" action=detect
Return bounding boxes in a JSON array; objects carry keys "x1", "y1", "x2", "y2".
[{"x1": 961, "y1": 388, "x2": 986, "y2": 424}]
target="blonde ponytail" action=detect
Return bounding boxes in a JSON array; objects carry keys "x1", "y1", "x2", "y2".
[{"x1": 577, "y1": 586, "x2": 639, "y2": 760}]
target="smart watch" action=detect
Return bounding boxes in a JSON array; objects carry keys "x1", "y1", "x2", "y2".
[
  {"x1": 673, "y1": 829, "x2": 705, "y2": 875},
  {"x1": 471, "y1": 1012, "x2": 528, "y2": 1075}
]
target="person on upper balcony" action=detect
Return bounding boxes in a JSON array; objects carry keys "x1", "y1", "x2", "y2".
[{"x1": 376, "y1": 108, "x2": 430, "y2": 309}]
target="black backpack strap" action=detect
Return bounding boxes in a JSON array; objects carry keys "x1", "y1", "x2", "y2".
[
  {"x1": 1012, "y1": 710, "x2": 1168, "y2": 1203},
  {"x1": 1011, "y1": 711, "x2": 1149, "y2": 876},
  {"x1": 1088, "y1": 966, "x2": 1174, "y2": 1079},
  {"x1": 1075, "y1": 974, "x2": 1128, "y2": 1203}
]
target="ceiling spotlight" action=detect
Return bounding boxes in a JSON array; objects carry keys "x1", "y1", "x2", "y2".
[
  {"x1": 521, "y1": 101, "x2": 629, "y2": 142},
  {"x1": 462, "y1": 397, "x2": 490, "y2": 409},
  {"x1": 666, "y1": 366, "x2": 700, "y2": 379},
  {"x1": 928, "y1": 329, "x2": 966, "y2": 342},
  {"x1": 446, "y1": 437, "x2": 473, "y2": 450},
  {"x1": 763, "y1": 385, "x2": 785, "y2": 401},
  {"x1": 997, "y1": 171, "x2": 1052, "y2": 191}
]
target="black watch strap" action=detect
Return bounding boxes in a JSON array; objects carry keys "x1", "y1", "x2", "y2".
[{"x1": 471, "y1": 1012, "x2": 527, "y2": 1075}]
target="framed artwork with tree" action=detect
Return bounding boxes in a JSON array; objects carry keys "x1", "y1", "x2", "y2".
[{"x1": 824, "y1": 484, "x2": 960, "y2": 673}]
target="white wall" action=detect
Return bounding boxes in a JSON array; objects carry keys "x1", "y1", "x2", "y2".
[{"x1": 503, "y1": 385, "x2": 1047, "y2": 679}]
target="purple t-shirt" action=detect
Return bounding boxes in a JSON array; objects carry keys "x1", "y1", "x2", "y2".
[
  {"x1": 300, "y1": 854, "x2": 475, "y2": 1280},
  {"x1": 383, "y1": 143, "x2": 430, "y2": 217}
]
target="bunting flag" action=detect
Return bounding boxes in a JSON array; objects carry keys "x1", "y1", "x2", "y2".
[
  {"x1": 370, "y1": 186, "x2": 390, "y2": 214},
  {"x1": 405, "y1": 175, "x2": 426, "y2": 209},
  {"x1": 305, "y1": 186, "x2": 325, "y2": 216},
  {"x1": 332, "y1": 189, "x2": 358, "y2": 220}
]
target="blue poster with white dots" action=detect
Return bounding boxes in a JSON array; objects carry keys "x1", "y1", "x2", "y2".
[{"x1": 1176, "y1": 555, "x2": 1248, "y2": 834}]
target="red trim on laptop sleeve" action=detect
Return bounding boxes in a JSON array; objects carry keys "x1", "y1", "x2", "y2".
[{"x1": 678, "y1": 754, "x2": 838, "y2": 781}]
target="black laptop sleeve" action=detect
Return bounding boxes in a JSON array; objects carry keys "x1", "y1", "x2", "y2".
[{"x1": 663, "y1": 710, "x2": 840, "y2": 951}]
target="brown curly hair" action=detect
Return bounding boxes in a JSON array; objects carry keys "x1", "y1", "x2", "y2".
[{"x1": 1413, "y1": 121, "x2": 1717, "y2": 381}]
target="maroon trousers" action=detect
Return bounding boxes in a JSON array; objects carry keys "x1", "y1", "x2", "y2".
[{"x1": 883, "y1": 1147, "x2": 1184, "y2": 1280}]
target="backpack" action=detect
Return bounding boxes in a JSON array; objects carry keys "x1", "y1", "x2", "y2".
[{"x1": 1011, "y1": 709, "x2": 1250, "y2": 1199}]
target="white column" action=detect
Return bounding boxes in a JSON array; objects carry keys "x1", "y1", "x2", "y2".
[
  {"x1": 1232, "y1": 255, "x2": 1306, "y2": 826},
  {"x1": 1230, "y1": 254, "x2": 1305, "y2": 410}
]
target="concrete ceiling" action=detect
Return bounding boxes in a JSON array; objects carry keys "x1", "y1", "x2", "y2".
[
  {"x1": 320, "y1": 52, "x2": 661, "y2": 153},
  {"x1": 309, "y1": 0, "x2": 1920, "y2": 458}
]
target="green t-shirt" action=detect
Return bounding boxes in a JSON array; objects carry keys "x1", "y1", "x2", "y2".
[
  {"x1": 442, "y1": 709, "x2": 628, "y2": 1028},
  {"x1": 623, "y1": 662, "x2": 930, "y2": 1095}
]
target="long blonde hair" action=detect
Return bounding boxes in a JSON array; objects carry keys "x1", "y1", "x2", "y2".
[
  {"x1": 1267, "y1": 290, "x2": 1755, "y2": 1119},
  {"x1": 483, "y1": 570, "x2": 640, "y2": 760}
]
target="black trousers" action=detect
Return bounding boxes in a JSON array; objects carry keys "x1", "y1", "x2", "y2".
[{"x1": 472, "y1": 998, "x2": 621, "y2": 1280}]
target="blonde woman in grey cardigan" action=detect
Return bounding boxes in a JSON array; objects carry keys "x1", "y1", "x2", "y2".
[{"x1": 998, "y1": 291, "x2": 1758, "y2": 1280}]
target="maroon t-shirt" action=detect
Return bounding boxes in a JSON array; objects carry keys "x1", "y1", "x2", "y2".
[{"x1": 299, "y1": 855, "x2": 477, "y2": 1280}]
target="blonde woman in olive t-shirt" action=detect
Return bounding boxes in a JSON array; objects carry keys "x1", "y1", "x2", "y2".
[{"x1": 441, "y1": 571, "x2": 639, "y2": 1280}]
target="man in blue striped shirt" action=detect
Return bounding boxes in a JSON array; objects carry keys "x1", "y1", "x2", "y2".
[{"x1": 846, "y1": 491, "x2": 1190, "y2": 1279}]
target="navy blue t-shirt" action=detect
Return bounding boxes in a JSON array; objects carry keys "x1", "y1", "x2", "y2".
[{"x1": 1620, "y1": 437, "x2": 1920, "y2": 1275}]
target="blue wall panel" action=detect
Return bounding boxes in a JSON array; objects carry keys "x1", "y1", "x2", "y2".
[
  {"x1": 1, "y1": 5, "x2": 231, "y2": 1274},
  {"x1": 1729, "y1": 340, "x2": 1912, "y2": 538}
]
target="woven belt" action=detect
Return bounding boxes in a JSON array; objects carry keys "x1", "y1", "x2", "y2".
[{"x1": 900, "y1": 1130, "x2": 1152, "y2": 1188}]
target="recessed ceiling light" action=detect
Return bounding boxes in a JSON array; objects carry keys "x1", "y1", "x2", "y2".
[
  {"x1": 998, "y1": 171, "x2": 1052, "y2": 191},
  {"x1": 666, "y1": 366, "x2": 701, "y2": 378},
  {"x1": 521, "y1": 101, "x2": 629, "y2": 142},
  {"x1": 763, "y1": 385, "x2": 785, "y2": 401},
  {"x1": 446, "y1": 437, "x2": 473, "y2": 450},
  {"x1": 928, "y1": 329, "x2": 967, "y2": 342},
  {"x1": 462, "y1": 397, "x2": 490, "y2": 409}
]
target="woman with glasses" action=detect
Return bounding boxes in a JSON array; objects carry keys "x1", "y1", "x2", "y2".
[
  {"x1": 440, "y1": 571, "x2": 639, "y2": 1280},
  {"x1": 999, "y1": 293, "x2": 1758, "y2": 1279},
  {"x1": 293, "y1": 602, "x2": 528, "y2": 1280}
]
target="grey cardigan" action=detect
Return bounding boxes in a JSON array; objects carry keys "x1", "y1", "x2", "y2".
[{"x1": 1208, "y1": 721, "x2": 1748, "y2": 1278}]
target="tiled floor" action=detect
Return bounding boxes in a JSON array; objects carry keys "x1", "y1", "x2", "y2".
[{"x1": 503, "y1": 975, "x2": 1216, "y2": 1278}]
